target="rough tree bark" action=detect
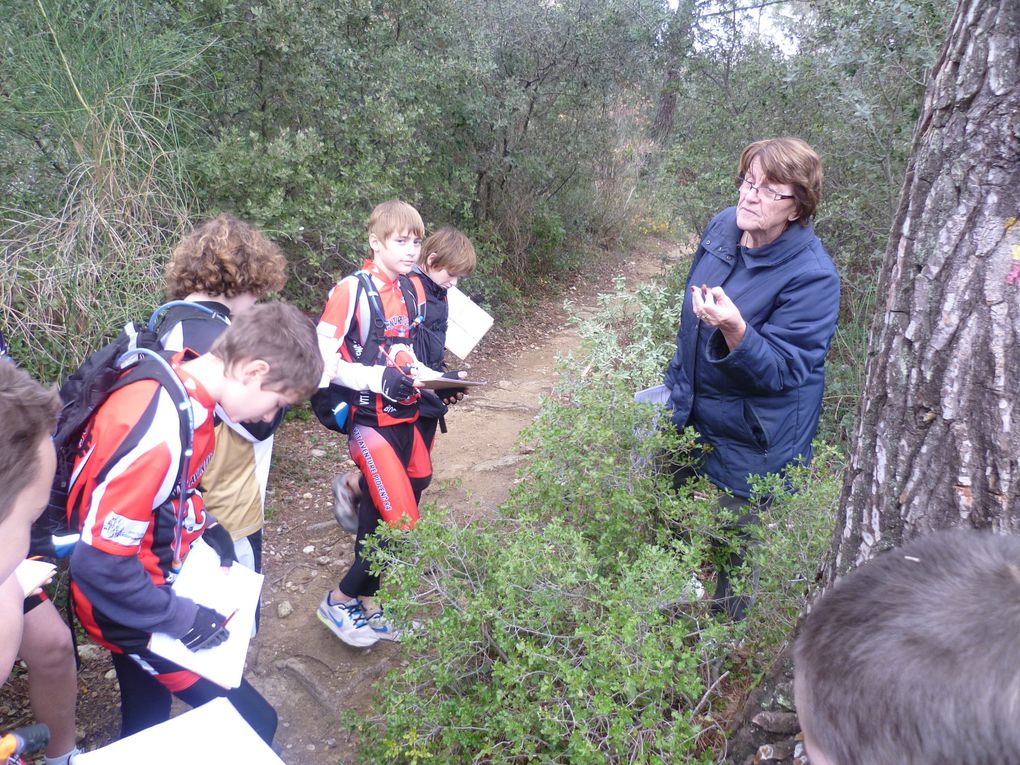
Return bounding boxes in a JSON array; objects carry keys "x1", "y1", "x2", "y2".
[{"x1": 825, "y1": 0, "x2": 1020, "y2": 581}]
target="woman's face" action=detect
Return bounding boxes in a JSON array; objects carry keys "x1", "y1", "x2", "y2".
[{"x1": 735, "y1": 157, "x2": 800, "y2": 247}]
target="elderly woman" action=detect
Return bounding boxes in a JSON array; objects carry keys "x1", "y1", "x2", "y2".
[{"x1": 664, "y1": 137, "x2": 840, "y2": 617}]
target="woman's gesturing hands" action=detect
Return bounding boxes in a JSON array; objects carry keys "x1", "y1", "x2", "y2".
[{"x1": 691, "y1": 285, "x2": 746, "y2": 350}]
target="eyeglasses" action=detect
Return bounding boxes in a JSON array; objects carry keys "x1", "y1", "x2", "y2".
[{"x1": 737, "y1": 176, "x2": 795, "y2": 201}]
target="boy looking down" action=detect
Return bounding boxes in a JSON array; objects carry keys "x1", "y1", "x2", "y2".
[
  {"x1": 67, "y1": 302, "x2": 322, "y2": 742},
  {"x1": 316, "y1": 199, "x2": 431, "y2": 647}
]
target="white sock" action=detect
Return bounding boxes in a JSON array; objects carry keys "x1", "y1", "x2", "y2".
[{"x1": 45, "y1": 747, "x2": 81, "y2": 765}]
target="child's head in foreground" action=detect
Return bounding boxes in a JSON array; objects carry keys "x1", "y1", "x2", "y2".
[
  {"x1": 420, "y1": 227, "x2": 476, "y2": 290},
  {"x1": 165, "y1": 213, "x2": 287, "y2": 303},
  {"x1": 794, "y1": 529, "x2": 1020, "y2": 765},
  {"x1": 209, "y1": 302, "x2": 323, "y2": 423},
  {"x1": 367, "y1": 200, "x2": 424, "y2": 277},
  {"x1": 0, "y1": 360, "x2": 60, "y2": 580}
]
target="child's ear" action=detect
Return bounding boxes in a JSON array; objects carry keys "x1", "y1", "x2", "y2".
[
  {"x1": 369, "y1": 233, "x2": 382, "y2": 254},
  {"x1": 240, "y1": 358, "x2": 271, "y2": 383},
  {"x1": 426, "y1": 253, "x2": 438, "y2": 269}
]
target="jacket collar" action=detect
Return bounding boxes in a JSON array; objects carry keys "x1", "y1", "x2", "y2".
[
  {"x1": 411, "y1": 264, "x2": 446, "y2": 297},
  {"x1": 363, "y1": 259, "x2": 401, "y2": 289},
  {"x1": 702, "y1": 206, "x2": 815, "y2": 270}
]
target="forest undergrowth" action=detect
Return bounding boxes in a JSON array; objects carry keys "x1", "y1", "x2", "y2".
[{"x1": 351, "y1": 274, "x2": 843, "y2": 763}]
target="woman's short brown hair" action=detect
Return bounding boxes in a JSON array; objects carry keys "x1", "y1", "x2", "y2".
[
  {"x1": 737, "y1": 137, "x2": 823, "y2": 224},
  {"x1": 165, "y1": 214, "x2": 287, "y2": 300},
  {"x1": 420, "y1": 228, "x2": 477, "y2": 276}
]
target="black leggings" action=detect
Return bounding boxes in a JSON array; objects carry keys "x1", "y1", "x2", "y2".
[{"x1": 110, "y1": 651, "x2": 277, "y2": 744}]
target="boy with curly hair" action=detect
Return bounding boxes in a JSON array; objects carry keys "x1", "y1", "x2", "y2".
[{"x1": 158, "y1": 214, "x2": 287, "y2": 616}]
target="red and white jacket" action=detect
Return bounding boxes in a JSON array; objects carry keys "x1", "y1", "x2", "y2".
[{"x1": 68, "y1": 354, "x2": 215, "y2": 653}]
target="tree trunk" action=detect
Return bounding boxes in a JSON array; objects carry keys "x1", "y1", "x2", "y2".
[
  {"x1": 825, "y1": 0, "x2": 1020, "y2": 582},
  {"x1": 650, "y1": 1, "x2": 696, "y2": 144}
]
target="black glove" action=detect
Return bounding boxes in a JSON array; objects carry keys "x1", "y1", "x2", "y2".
[
  {"x1": 182, "y1": 605, "x2": 230, "y2": 651},
  {"x1": 440, "y1": 371, "x2": 467, "y2": 405},
  {"x1": 441, "y1": 387, "x2": 468, "y2": 405},
  {"x1": 380, "y1": 366, "x2": 415, "y2": 402},
  {"x1": 203, "y1": 523, "x2": 236, "y2": 568}
]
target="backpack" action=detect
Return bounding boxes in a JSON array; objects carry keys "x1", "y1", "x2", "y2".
[
  {"x1": 32, "y1": 301, "x2": 226, "y2": 560},
  {"x1": 310, "y1": 270, "x2": 424, "y2": 433}
]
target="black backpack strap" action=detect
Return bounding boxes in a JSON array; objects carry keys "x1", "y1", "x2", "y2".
[
  {"x1": 356, "y1": 271, "x2": 387, "y2": 343},
  {"x1": 401, "y1": 273, "x2": 426, "y2": 333},
  {"x1": 112, "y1": 348, "x2": 196, "y2": 571}
]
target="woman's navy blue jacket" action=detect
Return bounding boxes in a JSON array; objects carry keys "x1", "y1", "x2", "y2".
[{"x1": 664, "y1": 206, "x2": 840, "y2": 498}]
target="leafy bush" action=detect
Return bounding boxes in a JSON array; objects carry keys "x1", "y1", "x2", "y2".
[
  {"x1": 740, "y1": 447, "x2": 845, "y2": 654},
  {"x1": 359, "y1": 404, "x2": 729, "y2": 763},
  {"x1": 356, "y1": 269, "x2": 844, "y2": 762}
]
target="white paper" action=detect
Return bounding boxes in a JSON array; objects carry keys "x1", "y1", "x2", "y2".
[
  {"x1": 148, "y1": 539, "x2": 263, "y2": 689},
  {"x1": 634, "y1": 384, "x2": 670, "y2": 407},
  {"x1": 74, "y1": 697, "x2": 284, "y2": 764},
  {"x1": 14, "y1": 558, "x2": 56, "y2": 597},
  {"x1": 445, "y1": 286, "x2": 494, "y2": 359}
]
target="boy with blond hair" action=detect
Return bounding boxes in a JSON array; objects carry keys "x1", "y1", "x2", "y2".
[
  {"x1": 316, "y1": 199, "x2": 432, "y2": 647},
  {"x1": 67, "y1": 302, "x2": 322, "y2": 743},
  {"x1": 331, "y1": 226, "x2": 477, "y2": 527}
]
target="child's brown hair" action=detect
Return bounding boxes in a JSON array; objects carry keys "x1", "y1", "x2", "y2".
[
  {"x1": 210, "y1": 302, "x2": 323, "y2": 398},
  {"x1": 165, "y1": 214, "x2": 287, "y2": 299},
  {"x1": 0, "y1": 362, "x2": 60, "y2": 523},
  {"x1": 367, "y1": 200, "x2": 424, "y2": 244},
  {"x1": 795, "y1": 530, "x2": 1020, "y2": 764},
  {"x1": 420, "y1": 227, "x2": 476, "y2": 277}
]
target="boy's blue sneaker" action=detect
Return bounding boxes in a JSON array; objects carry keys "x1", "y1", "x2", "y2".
[
  {"x1": 365, "y1": 605, "x2": 422, "y2": 642},
  {"x1": 364, "y1": 606, "x2": 404, "y2": 642},
  {"x1": 317, "y1": 594, "x2": 379, "y2": 647}
]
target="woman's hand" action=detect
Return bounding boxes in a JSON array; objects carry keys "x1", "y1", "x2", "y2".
[{"x1": 692, "y1": 285, "x2": 746, "y2": 350}]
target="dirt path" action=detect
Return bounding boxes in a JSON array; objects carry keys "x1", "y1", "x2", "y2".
[{"x1": 250, "y1": 241, "x2": 679, "y2": 764}]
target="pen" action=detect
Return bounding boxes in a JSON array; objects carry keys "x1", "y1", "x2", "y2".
[
  {"x1": 379, "y1": 344, "x2": 418, "y2": 377},
  {"x1": 223, "y1": 608, "x2": 239, "y2": 628},
  {"x1": 378, "y1": 344, "x2": 404, "y2": 369}
]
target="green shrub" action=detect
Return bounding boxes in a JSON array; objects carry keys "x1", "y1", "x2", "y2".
[
  {"x1": 353, "y1": 266, "x2": 849, "y2": 762},
  {"x1": 740, "y1": 447, "x2": 844, "y2": 654}
]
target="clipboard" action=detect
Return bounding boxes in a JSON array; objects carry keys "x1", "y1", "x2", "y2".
[
  {"x1": 74, "y1": 697, "x2": 284, "y2": 764},
  {"x1": 445, "y1": 286, "x2": 493, "y2": 359},
  {"x1": 148, "y1": 539, "x2": 263, "y2": 689}
]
